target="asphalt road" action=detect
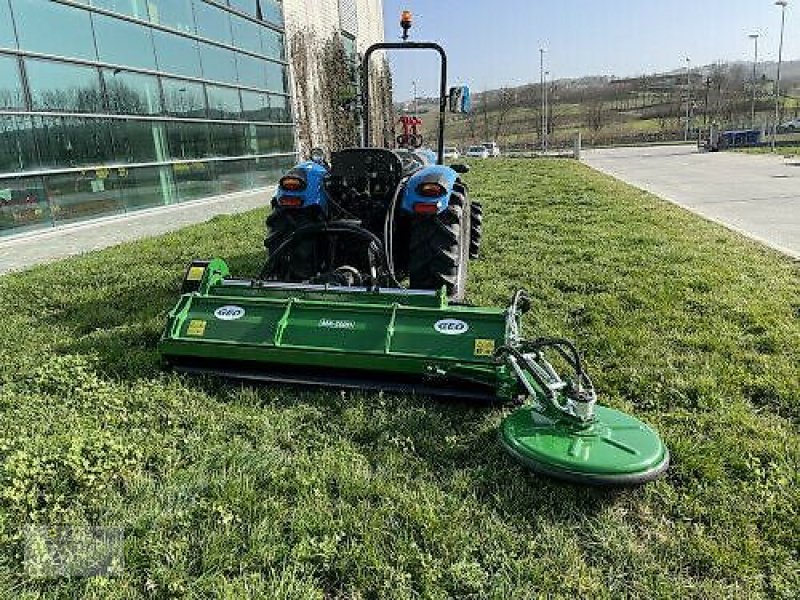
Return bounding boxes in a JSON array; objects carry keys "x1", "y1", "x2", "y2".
[{"x1": 582, "y1": 145, "x2": 800, "y2": 259}]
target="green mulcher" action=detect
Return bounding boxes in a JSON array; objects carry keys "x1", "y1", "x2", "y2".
[{"x1": 159, "y1": 15, "x2": 668, "y2": 486}]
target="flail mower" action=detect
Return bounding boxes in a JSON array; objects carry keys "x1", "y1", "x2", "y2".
[{"x1": 159, "y1": 12, "x2": 668, "y2": 485}]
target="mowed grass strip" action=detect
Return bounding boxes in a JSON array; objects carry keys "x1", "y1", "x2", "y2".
[{"x1": 0, "y1": 159, "x2": 797, "y2": 599}]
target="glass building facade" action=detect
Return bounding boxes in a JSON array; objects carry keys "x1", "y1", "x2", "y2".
[{"x1": 0, "y1": 0, "x2": 295, "y2": 236}]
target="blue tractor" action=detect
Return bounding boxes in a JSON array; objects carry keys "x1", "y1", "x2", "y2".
[
  {"x1": 163, "y1": 13, "x2": 669, "y2": 486},
  {"x1": 261, "y1": 17, "x2": 480, "y2": 301}
]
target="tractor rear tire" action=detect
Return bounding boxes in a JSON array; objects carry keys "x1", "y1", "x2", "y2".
[
  {"x1": 264, "y1": 206, "x2": 321, "y2": 280},
  {"x1": 469, "y1": 201, "x2": 483, "y2": 259},
  {"x1": 409, "y1": 192, "x2": 470, "y2": 301}
]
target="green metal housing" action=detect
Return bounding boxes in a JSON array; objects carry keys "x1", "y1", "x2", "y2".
[
  {"x1": 500, "y1": 405, "x2": 670, "y2": 485},
  {"x1": 160, "y1": 259, "x2": 520, "y2": 401}
]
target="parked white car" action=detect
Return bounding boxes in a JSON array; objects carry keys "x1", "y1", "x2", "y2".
[
  {"x1": 443, "y1": 146, "x2": 461, "y2": 159},
  {"x1": 482, "y1": 141, "x2": 501, "y2": 157},
  {"x1": 781, "y1": 118, "x2": 800, "y2": 131},
  {"x1": 466, "y1": 145, "x2": 490, "y2": 158}
]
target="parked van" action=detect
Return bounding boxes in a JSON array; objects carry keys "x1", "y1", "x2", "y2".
[{"x1": 481, "y1": 142, "x2": 501, "y2": 157}]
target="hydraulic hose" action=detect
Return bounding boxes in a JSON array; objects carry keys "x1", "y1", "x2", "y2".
[
  {"x1": 383, "y1": 176, "x2": 410, "y2": 287},
  {"x1": 518, "y1": 338, "x2": 584, "y2": 381},
  {"x1": 260, "y1": 221, "x2": 400, "y2": 287}
]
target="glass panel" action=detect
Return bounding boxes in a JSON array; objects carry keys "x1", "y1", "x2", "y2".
[
  {"x1": 227, "y1": 0, "x2": 256, "y2": 17},
  {"x1": 265, "y1": 62, "x2": 288, "y2": 94},
  {"x1": 161, "y1": 78, "x2": 206, "y2": 117},
  {"x1": 236, "y1": 53, "x2": 270, "y2": 89},
  {"x1": 194, "y1": 1, "x2": 232, "y2": 45},
  {"x1": 104, "y1": 69, "x2": 162, "y2": 115},
  {"x1": 166, "y1": 121, "x2": 210, "y2": 159},
  {"x1": 258, "y1": 0, "x2": 283, "y2": 26},
  {"x1": 206, "y1": 85, "x2": 241, "y2": 120},
  {"x1": 253, "y1": 123, "x2": 274, "y2": 153},
  {"x1": 0, "y1": 175, "x2": 50, "y2": 235},
  {"x1": 34, "y1": 116, "x2": 115, "y2": 168},
  {"x1": 240, "y1": 89, "x2": 267, "y2": 121},
  {"x1": 109, "y1": 119, "x2": 167, "y2": 163},
  {"x1": 119, "y1": 165, "x2": 174, "y2": 210},
  {"x1": 260, "y1": 28, "x2": 284, "y2": 60},
  {"x1": 153, "y1": 30, "x2": 201, "y2": 78},
  {"x1": 209, "y1": 122, "x2": 246, "y2": 156},
  {"x1": 46, "y1": 169, "x2": 124, "y2": 224},
  {"x1": 243, "y1": 122, "x2": 257, "y2": 154},
  {"x1": 230, "y1": 14, "x2": 261, "y2": 55},
  {"x1": 254, "y1": 124, "x2": 294, "y2": 154},
  {"x1": 26, "y1": 59, "x2": 104, "y2": 113},
  {"x1": 0, "y1": 0, "x2": 16, "y2": 48},
  {"x1": 271, "y1": 93, "x2": 291, "y2": 122},
  {"x1": 93, "y1": 12, "x2": 157, "y2": 70},
  {"x1": 240, "y1": 90, "x2": 290, "y2": 122},
  {"x1": 199, "y1": 42, "x2": 238, "y2": 85},
  {"x1": 215, "y1": 158, "x2": 254, "y2": 194},
  {"x1": 342, "y1": 35, "x2": 355, "y2": 57},
  {"x1": 89, "y1": 0, "x2": 149, "y2": 21},
  {"x1": 252, "y1": 154, "x2": 293, "y2": 187},
  {"x1": 231, "y1": 0, "x2": 283, "y2": 25},
  {"x1": 0, "y1": 115, "x2": 38, "y2": 172},
  {"x1": 0, "y1": 54, "x2": 24, "y2": 109},
  {"x1": 147, "y1": 0, "x2": 195, "y2": 34},
  {"x1": 11, "y1": 0, "x2": 97, "y2": 60},
  {"x1": 172, "y1": 161, "x2": 217, "y2": 202}
]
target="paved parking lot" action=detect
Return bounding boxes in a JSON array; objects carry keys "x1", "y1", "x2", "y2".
[
  {"x1": 582, "y1": 145, "x2": 800, "y2": 259},
  {"x1": 0, "y1": 187, "x2": 274, "y2": 275}
]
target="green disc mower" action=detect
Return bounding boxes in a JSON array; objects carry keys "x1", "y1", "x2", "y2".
[{"x1": 159, "y1": 15, "x2": 669, "y2": 486}]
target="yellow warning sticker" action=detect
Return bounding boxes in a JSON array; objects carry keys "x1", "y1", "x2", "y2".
[
  {"x1": 474, "y1": 338, "x2": 495, "y2": 356},
  {"x1": 186, "y1": 266, "x2": 205, "y2": 281},
  {"x1": 187, "y1": 320, "x2": 207, "y2": 337}
]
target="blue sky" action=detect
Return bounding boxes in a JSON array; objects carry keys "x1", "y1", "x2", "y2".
[{"x1": 382, "y1": 0, "x2": 799, "y2": 100}]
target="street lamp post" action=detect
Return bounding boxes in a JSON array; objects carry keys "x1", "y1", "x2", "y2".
[
  {"x1": 684, "y1": 57, "x2": 692, "y2": 141},
  {"x1": 749, "y1": 34, "x2": 759, "y2": 128},
  {"x1": 772, "y1": 0, "x2": 788, "y2": 151},
  {"x1": 544, "y1": 70, "x2": 550, "y2": 152},
  {"x1": 539, "y1": 47, "x2": 546, "y2": 152}
]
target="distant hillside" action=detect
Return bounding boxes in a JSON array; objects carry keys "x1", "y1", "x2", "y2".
[{"x1": 404, "y1": 60, "x2": 800, "y2": 149}]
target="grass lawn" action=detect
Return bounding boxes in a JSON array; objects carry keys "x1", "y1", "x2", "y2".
[
  {"x1": 735, "y1": 145, "x2": 800, "y2": 156},
  {"x1": 1, "y1": 159, "x2": 798, "y2": 598}
]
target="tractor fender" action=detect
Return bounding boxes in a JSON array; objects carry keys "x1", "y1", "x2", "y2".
[
  {"x1": 400, "y1": 165, "x2": 459, "y2": 214},
  {"x1": 274, "y1": 160, "x2": 329, "y2": 212}
]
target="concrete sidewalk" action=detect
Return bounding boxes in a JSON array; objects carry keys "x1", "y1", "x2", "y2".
[
  {"x1": 582, "y1": 145, "x2": 800, "y2": 260},
  {"x1": 0, "y1": 187, "x2": 274, "y2": 275}
]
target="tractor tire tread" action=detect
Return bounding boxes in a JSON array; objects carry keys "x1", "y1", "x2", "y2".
[{"x1": 469, "y1": 201, "x2": 483, "y2": 259}]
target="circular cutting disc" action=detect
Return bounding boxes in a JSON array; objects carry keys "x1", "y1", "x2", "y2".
[{"x1": 500, "y1": 404, "x2": 669, "y2": 485}]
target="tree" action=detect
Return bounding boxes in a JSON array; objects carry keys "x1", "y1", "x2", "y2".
[
  {"x1": 584, "y1": 98, "x2": 609, "y2": 141},
  {"x1": 289, "y1": 30, "x2": 313, "y2": 155},
  {"x1": 492, "y1": 88, "x2": 516, "y2": 140},
  {"x1": 319, "y1": 34, "x2": 359, "y2": 151}
]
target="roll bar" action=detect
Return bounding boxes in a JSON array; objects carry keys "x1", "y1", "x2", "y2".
[{"x1": 361, "y1": 42, "x2": 448, "y2": 165}]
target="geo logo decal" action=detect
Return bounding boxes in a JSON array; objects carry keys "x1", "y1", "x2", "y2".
[
  {"x1": 214, "y1": 305, "x2": 246, "y2": 320},
  {"x1": 433, "y1": 318, "x2": 469, "y2": 335}
]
